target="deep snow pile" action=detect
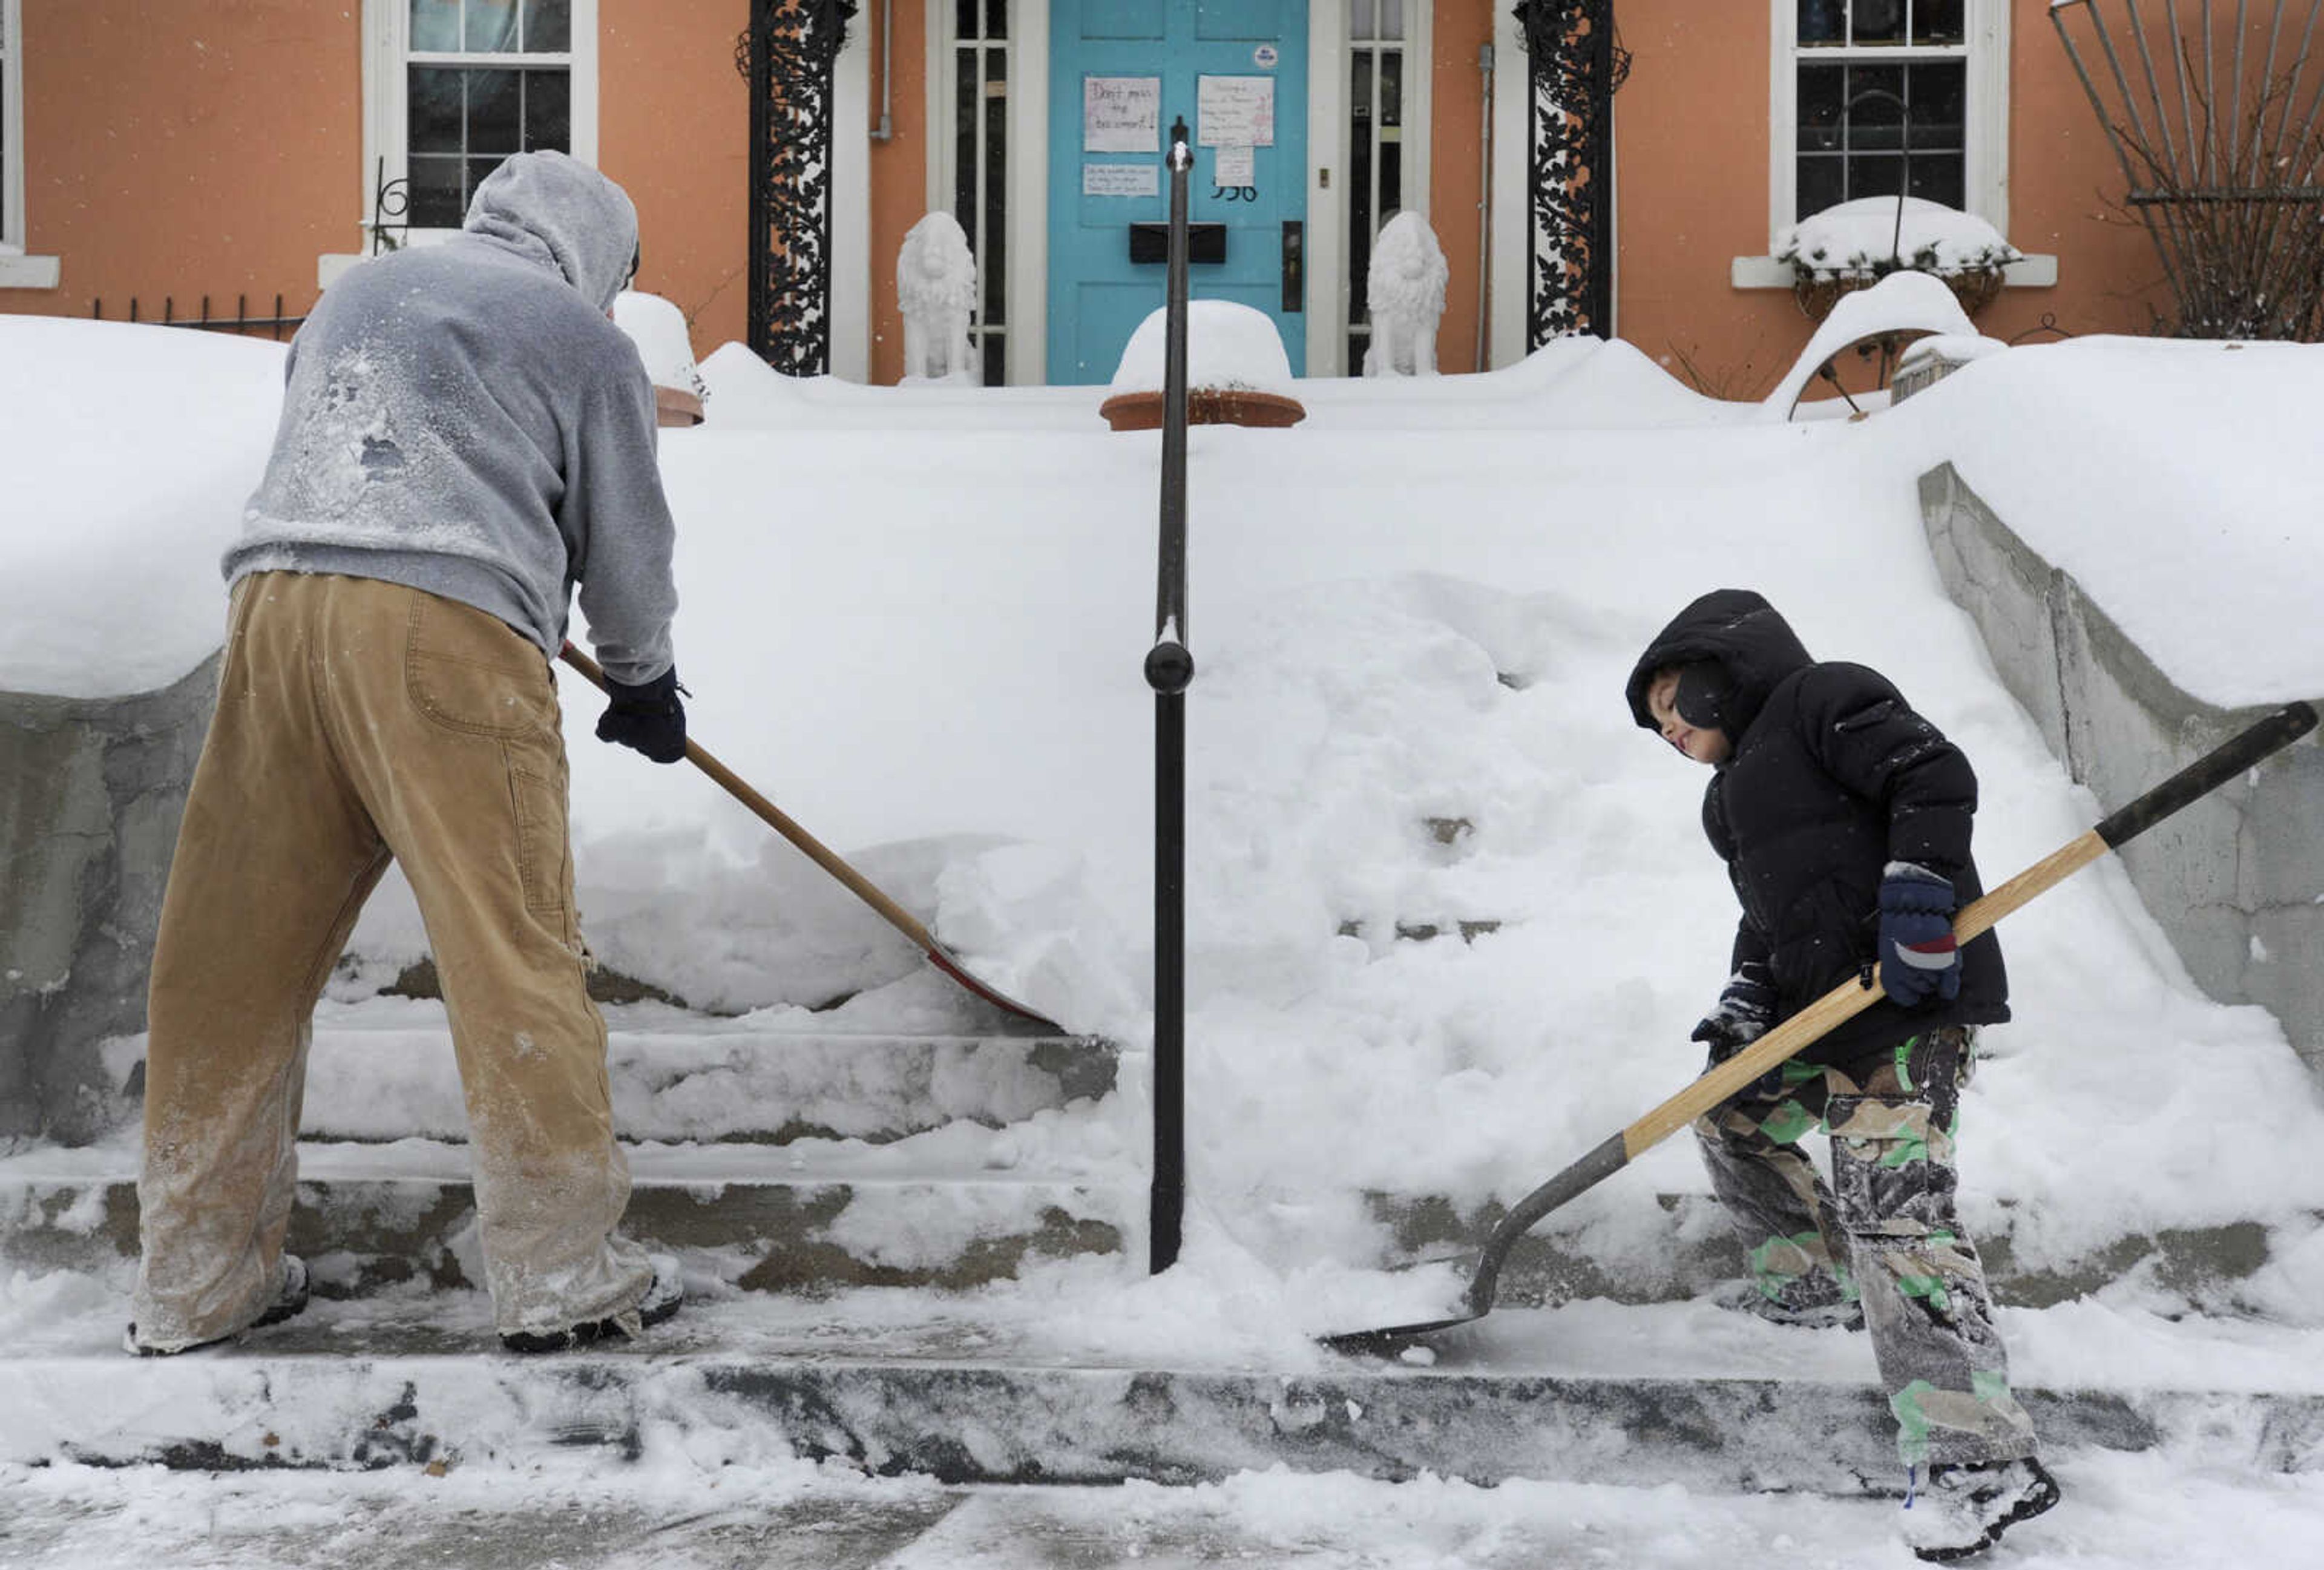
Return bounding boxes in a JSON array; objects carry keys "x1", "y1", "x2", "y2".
[{"x1": 5, "y1": 311, "x2": 2324, "y2": 1311}]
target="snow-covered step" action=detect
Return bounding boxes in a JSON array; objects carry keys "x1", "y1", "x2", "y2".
[
  {"x1": 1368, "y1": 1190, "x2": 2313, "y2": 1312},
  {"x1": 295, "y1": 1020, "x2": 1119, "y2": 1146},
  {"x1": 0, "y1": 1140, "x2": 1135, "y2": 1295},
  {"x1": 8, "y1": 1299, "x2": 2319, "y2": 1488}
]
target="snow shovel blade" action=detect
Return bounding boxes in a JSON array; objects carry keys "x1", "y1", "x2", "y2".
[
  {"x1": 557, "y1": 644, "x2": 1066, "y2": 1034},
  {"x1": 1321, "y1": 699, "x2": 2318, "y2": 1356}
]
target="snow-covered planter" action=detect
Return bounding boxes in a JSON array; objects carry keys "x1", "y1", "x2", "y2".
[
  {"x1": 612, "y1": 290, "x2": 709, "y2": 426},
  {"x1": 1098, "y1": 300, "x2": 1305, "y2": 430},
  {"x1": 1776, "y1": 195, "x2": 2021, "y2": 322}
]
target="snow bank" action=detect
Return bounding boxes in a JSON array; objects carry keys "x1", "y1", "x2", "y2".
[{"x1": 0, "y1": 316, "x2": 283, "y2": 698}]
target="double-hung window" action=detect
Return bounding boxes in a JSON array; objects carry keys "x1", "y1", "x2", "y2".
[
  {"x1": 1768, "y1": 0, "x2": 2009, "y2": 241},
  {"x1": 364, "y1": 1, "x2": 597, "y2": 245}
]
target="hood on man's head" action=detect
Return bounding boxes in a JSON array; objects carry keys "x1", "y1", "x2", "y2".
[
  {"x1": 1623, "y1": 588, "x2": 1814, "y2": 743},
  {"x1": 464, "y1": 150, "x2": 640, "y2": 314}
]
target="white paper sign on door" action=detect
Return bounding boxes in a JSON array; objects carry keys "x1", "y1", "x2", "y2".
[
  {"x1": 1197, "y1": 75, "x2": 1275, "y2": 147},
  {"x1": 1083, "y1": 162, "x2": 1160, "y2": 197},
  {"x1": 1213, "y1": 146, "x2": 1255, "y2": 186},
  {"x1": 1085, "y1": 76, "x2": 1161, "y2": 153}
]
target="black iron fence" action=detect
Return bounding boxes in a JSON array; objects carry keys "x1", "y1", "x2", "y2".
[{"x1": 90, "y1": 294, "x2": 305, "y2": 340}]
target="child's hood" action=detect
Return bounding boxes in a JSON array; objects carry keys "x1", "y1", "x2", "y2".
[{"x1": 1623, "y1": 588, "x2": 1814, "y2": 741}]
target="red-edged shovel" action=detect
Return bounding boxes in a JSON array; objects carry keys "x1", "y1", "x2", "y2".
[
  {"x1": 1323, "y1": 699, "x2": 2317, "y2": 1356},
  {"x1": 559, "y1": 643, "x2": 1064, "y2": 1034}
]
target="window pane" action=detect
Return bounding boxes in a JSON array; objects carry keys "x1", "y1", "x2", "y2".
[
  {"x1": 467, "y1": 0, "x2": 519, "y2": 52},
  {"x1": 467, "y1": 68, "x2": 522, "y2": 153},
  {"x1": 957, "y1": 0, "x2": 977, "y2": 39},
  {"x1": 1382, "y1": 0, "x2": 1405, "y2": 39},
  {"x1": 522, "y1": 68, "x2": 570, "y2": 149},
  {"x1": 1849, "y1": 64, "x2": 1906, "y2": 153},
  {"x1": 982, "y1": 331, "x2": 1005, "y2": 387},
  {"x1": 1851, "y1": 0, "x2": 1905, "y2": 45},
  {"x1": 1908, "y1": 157, "x2": 1964, "y2": 208},
  {"x1": 986, "y1": 0, "x2": 1007, "y2": 41},
  {"x1": 409, "y1": 67, "x2": 465, "y2": 154},
  {"x1": 1905, "y1": 59, "x2": 1964, "y2": 150},
  {"x1": 1353, "y1": 0, "x2": 1376, "y2": 42},
  {"x1": 408, "y1": 153, "x2": 467, "y2": 226},
  {"x1": 1853, "y1": 155, "x2": 1906, "y2": 200},
  {"x1": 470, "y1": 155, "x2": 511, "y2": 207},
  {"x1": 1797, "y1": 155, "x2": 1846, "y2": 218},
  {"x1": 522, "y1": 0, "x2": 571, "y2": 51},
  {"x1": 1797, "y1": 65, "x2": 1845, "y2": 153},
  {"x1": 1797, "y1": 0, "x2": 1845, "y2": 46},
  {"x1": 1380, "y1": 47, "x2": 1402, "y2": 127},
  {"x1": 985, "y1": 51, "x2": 1007, "y2": 324},
  {"x1": 411, "y1": 0, "x2": 462, "y2": 53},
  {"x1": 1912, "y1": 0, "x2": 1965, "y2": 45},
  {"x1": 954, "y1": 50, "x2": 976, "y2": 234}
]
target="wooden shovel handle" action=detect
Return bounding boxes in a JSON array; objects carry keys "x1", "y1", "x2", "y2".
[{"x1": 556, "y1": 643, "x2": 941, "y2": 953}]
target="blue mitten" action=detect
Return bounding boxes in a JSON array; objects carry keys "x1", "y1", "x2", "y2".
[{"x1": 1877, "y1": 862, "x2": 1961, "y2": 1007}]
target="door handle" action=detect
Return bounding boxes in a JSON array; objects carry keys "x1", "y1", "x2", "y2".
[{"x1": 1281, "y1": 220, "x2": 1304, "y2": 313}]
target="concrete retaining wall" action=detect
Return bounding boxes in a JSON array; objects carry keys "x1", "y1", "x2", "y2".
[
  {"x1": 0, "y1": 656, "x2": 219, "y2": 1146},
  {"x1": 1919, "y1": 462, "x2": 2324, "y2": 1074}
]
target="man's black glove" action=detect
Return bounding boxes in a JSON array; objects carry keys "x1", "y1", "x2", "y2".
[{"x1": 594, "y1": 666, "x2": 687, "y2": 764}]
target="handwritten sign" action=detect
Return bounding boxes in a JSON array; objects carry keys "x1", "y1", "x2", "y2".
[
  {"x1": 1198, "y1": 75, "x2": 1275, "y2": 147},
  {"x1": 1213, "y1": 145, "x2": 1255, "y2": 186},
  {"x1": 1083, "y1": 162, "x2": 1159, "y2": 197},
  {"x1": 1085, "y1": 76, "x2": 1161, "y2": 153}
]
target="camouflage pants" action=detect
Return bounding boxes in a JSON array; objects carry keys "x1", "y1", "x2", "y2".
[{"x1": 1693, "y1": 1025, "x2": 2038, "y2": 1468}]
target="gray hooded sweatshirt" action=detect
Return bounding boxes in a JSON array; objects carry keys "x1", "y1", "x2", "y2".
[{"x1": 229, "y1": 150, "x2": 676, "y2": 685}]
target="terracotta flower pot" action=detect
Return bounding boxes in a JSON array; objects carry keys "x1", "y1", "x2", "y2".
[{"x1": 1098, "y1": 386, "x2": 1307, "y2": 432}]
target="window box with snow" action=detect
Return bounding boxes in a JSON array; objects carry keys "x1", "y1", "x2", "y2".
[{"x1": 1776, "y1": 195, "x2": 2019, "y2": 322}]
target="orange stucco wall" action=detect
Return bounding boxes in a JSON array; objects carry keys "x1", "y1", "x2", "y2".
[
  {"x1": 0, "y1": 1, "x2": 2217, "y2": 389},
  {"x1": 1611, "y1": 0, "x2": 2171, "y2": 397},
  {"x1": 601, "y1": 0, "x2": 752, "y2": 356},
  {"x1": 0, "y1": 0, "x2": 357, "y2": 324},
  {"x1": 867, "y1": 2, "x2": 931, "y2": 388},
  {"x1": 1430, "y1": 0, "x2": 1492, "y2": 375}
]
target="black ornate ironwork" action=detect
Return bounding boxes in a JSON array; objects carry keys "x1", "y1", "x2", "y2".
[
  {"x1": 370, "y1": 157, "x2": 412, "y2": 255},
  {"x1": 745, "y1": 0, "x2": 858, "y2": 375},
  {"x1": 1514, "y1": 1, "x2": 1629, "y2": 344}
]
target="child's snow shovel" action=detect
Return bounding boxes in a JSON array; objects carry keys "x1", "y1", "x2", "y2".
[
  {"x1": 558, "y1": 643, "x2": 1065, "y2": 1034},
  {"x1": 1324, "y1": 699, "x2": 2317, "y2": 1356}
]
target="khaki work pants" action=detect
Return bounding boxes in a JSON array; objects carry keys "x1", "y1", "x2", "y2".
[{"x1": 134, "y1": 572, "x2": 650, "y2": 1348}]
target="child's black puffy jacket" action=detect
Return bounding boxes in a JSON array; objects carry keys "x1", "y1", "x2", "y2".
[{"x1": 1626, "y1": 589, "x2": 2009, "y2": 1066}]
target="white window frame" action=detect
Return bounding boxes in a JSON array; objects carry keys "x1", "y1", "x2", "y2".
[
  {"x1": 1736, "y1": 0, "x2": 2053, "y2": 287},
  {"x1": 0, "y1": 0, "x2": 57, "y2": 287},
  {"x1": 927, "y1": 0, "x2": 1022, "y2": 385},
  {"x1": 1313, "y1": 0, "x2": 1434, "y2": 378},
  {"x1": 358, "y1": 0, "x2": 600, "y2": 251}
]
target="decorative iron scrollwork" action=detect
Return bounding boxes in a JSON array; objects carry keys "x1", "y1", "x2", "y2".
[
  {"x1": 1514, "y1": 1, "x2": 1629, "y2": 345},
  {"x1": 744, "y1": 0, "x2": 858, "y2": 376},
  {"x1": 370, "y1": 157, "x2": 412, "y2": 256}
]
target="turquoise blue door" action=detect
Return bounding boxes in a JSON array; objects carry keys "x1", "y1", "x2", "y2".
[{"x1": 1047, "y1": 0, "x2": 1308, "y2": 384}]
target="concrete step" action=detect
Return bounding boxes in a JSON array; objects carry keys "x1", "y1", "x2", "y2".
[
  {"x1": 295, "y1": 1011, "x2": 1119, "y2": 1146},
  {"x1": 1370, "y1": 1190, "x2": 2301, "y2": 1312},
  {"x1": 7, "y1": 1292, "x2": 2319, "y2": 1489},
  {"x1": 0, "y1": 1142, "x2": 1135, "y2": 1295}
]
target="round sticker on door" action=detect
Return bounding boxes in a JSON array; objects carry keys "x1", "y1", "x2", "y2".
[{"x1": 1253, "y1": 44, "x2": 1279, "y2": 68}]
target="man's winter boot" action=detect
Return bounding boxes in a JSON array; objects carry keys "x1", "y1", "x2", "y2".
[
  {"x1": 500, "y1": 1253, "x2": 684, "y2": 1354},
  {"x1": 1900, "y1": 1456, "x2": 2062, "y2": 1562},
  {"x1": 1709, "y1": 1277, "x2": 1864, "y2": 1331},
  {"x1": 125, "y1": 1253, "x2": 312, "y2": 1356}
]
